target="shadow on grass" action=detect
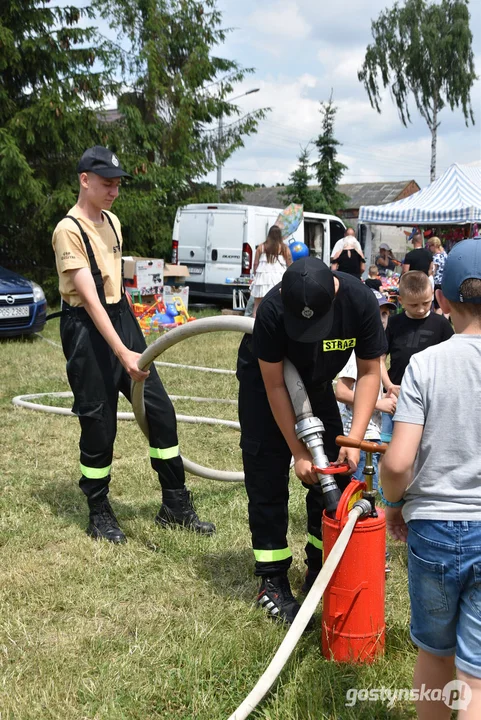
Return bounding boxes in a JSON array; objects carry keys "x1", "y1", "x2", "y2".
[
  {"x1": 32, "y1": 479, "x2": 138, "y2": 532},
  {"x1": 195, "y1": 547, "x2": 256, "y2": 602}
]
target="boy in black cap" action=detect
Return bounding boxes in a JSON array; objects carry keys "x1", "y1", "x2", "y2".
[
  {"x1": 52, "y1": 146, "x2": 215, "y2": 543},
  {"x1": 237, "y1": 256, "x2": 387, "y2": 623}
]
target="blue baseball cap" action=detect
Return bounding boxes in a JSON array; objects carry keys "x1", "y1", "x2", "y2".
[
  {"x1": 442, "y1": 240, "x2": 481, "y2": 304},
  {"x1": 371, "y1": 289, "x2": 397, "y2": 310}
]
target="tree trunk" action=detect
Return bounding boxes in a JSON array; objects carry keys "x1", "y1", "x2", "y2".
[{"x1": 430, "y1": 96, "x2": 438, "y2": 183}]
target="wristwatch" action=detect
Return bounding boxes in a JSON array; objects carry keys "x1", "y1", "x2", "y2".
[{"x1": 379, "y1": 486, "x2": 405, "y2": 508}]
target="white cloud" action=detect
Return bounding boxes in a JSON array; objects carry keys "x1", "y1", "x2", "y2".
[
  {"x1": 317, "y1": 44, "x2": 366, "y2": 82},
  {"x1": 207, "y1": 0, "x2": 481, "y2": 188},
  {"x1": 248, "y1": 1, "x2": 309, "y2": 41}
]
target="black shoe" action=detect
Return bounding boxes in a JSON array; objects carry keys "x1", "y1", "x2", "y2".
[
  {"x1": 301, "y1": 568, "x2": 320, "y2": 594},
  {"x1": 155, "y1": 487, "x2": 216, "y2": 535},
  {"x1": 86, "y1": 498, "x2": 126, "y2": 544},
  {"x1": 257, "y1": 575, "x2": 301, "y2": 625}
]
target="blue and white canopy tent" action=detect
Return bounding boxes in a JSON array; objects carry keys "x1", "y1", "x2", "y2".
[{"x1": 359, "y1": 164, "x2": 481, "y2": 226}]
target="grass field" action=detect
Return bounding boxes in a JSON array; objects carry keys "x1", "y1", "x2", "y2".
[{"x1": 0, "y1": 311, "x2": 420, "y2": 720}]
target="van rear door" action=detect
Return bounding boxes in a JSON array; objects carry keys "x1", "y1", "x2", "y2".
[
  {"x1": 176, "y1": 209, "x2": 208, "y2": 283},
  {"x1": 204, "y1": 208, "x2": 247, "y2": 287}
]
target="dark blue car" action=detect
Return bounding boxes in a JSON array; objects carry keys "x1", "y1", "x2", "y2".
[{"x1": 0, "y1": 266, "x2": 48, "y2": 337}]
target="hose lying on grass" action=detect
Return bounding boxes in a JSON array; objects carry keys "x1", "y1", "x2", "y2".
[
  {"x1": 16, "y1": 323, "x2": 251, "y2": 482},
  {"x1": 228, "y1": 502, "x2": 370, "y2": 720},
  {"x1": 22, "y1": 321, "x2": 364, "y2": 716}
]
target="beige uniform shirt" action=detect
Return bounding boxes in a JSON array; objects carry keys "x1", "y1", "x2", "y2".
[{"x1": 52, "y1": 206, "x2": 123, "y2": 306}]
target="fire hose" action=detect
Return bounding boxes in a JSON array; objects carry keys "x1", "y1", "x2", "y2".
[
  {"x1": 16, "y1": 319, "x2": 250, "y2": 480},
  {"x1": 130, "y1": 316, "x2": 253, "y2": 481},
  {"x1": 18, "y1": 319, "x2": 384, "y2": 716},
  {"x1": 129, "y1": 318, "x2": 378, "y2": 719},
  {"x1": 227, "y1": 502, "x2": 370, "y2": 720}
]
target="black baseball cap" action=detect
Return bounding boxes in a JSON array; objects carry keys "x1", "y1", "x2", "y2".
[
  {"x1": 281, "y1": 256, "x2": 336, "y2": 342},
  {"x1": 77, "y1": 146, "x2": 132, "y2": 178}
]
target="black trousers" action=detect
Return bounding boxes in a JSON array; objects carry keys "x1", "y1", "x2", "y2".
[
  {"x1": 60, "y1": 296, "x2": 184, "y2": 500},
  {"x1": 238, "y1": 370, "x2": 350, "y2": 577}
]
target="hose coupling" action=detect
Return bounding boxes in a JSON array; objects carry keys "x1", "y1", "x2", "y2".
[
  {"x1": 352, "y1": 498, "x2": 372, "y2": 518},
  {"x1": 294, "y1": 416, "x2": 329, "y2": 469}
]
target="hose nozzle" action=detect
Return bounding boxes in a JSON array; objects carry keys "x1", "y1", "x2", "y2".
[{"x1": 295, "y1": 416, "x2": 342, "y2": 513}]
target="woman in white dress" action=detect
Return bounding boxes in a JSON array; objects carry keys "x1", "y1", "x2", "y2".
[{"x1": 250, "y1": 226, "x2": 293, "y2": 317}]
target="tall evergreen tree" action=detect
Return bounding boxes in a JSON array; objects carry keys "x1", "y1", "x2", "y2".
[
  {"x1": 93, "y1": 0, "x2": 266, "y2": 255},
  {"x1": 358, "y1": 0, "x2": 476, "y2": 181},
  {"x1": 0, "y1": 1, "x2": 119, "y2": 283},
  {"x1": 282, "y1": 147, "x2": 314, "y2": 209},
  {"x1": 312, "y1": 96, "x2": 348, "y2": 215}
]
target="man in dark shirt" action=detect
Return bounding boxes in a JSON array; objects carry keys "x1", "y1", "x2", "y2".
[
  {"x1": 402, "y1": 233, "x2": 433, "y2": 276},
  {"x1": 237, "y1": 257, "x2": 387, "y2": 624}
]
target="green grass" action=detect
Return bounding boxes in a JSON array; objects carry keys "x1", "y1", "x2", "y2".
[{"x1": 0, "y1": 311, "x2": 418, "y2": 719}]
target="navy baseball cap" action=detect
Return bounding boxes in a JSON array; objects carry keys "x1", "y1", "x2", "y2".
[
  {"x1": 442, "y1": 240, "x2": 481, "y2": 303},
  {"x1": 77, "y1": 146, "x2": 132, "y2": 178},
  {"x1": 372, "y1": 289, "x2": 397, "y2": 310},
  {"x1": 281, "y1": 256, "x2": 335, "y2": 342}
]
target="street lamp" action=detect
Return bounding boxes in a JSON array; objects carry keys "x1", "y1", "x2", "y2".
[{"x1": 216, "y1": 88, "x2": 260, "y2": 193}]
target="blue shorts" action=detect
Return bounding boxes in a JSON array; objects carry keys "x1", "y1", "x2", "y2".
[
  {"x1": 407, "y1": 519, "x2": 481, "y2": 678},
  {"x1": 381, "y1": 412, "x2": 393, "y2": 443}
]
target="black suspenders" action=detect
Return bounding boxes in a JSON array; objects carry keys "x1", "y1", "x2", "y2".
[{"x1": 64, "y1": 211, "x2": 123, "y2": 305}]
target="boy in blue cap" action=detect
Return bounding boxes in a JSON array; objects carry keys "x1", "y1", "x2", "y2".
[{"x1": 382, "y1": 240, "x2": 481, "y2": 719}]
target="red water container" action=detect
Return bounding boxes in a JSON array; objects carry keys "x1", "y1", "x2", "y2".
[{"x1": 321, "y1": 480, "x2": 386, "y2": 663}]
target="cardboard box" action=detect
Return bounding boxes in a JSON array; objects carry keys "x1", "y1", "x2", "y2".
[
  {"x1": 123, "y1": 256, "x2": 164, "y2": 296},
  {"x1": 164, "y1": 285, "x2": 189, "y2": 310},
  {"x1": 164, "y1": 263, "x2": 190, "y2": 283},
  {"x1": 137, "y1": 260, "x2": 163, "y2": 296},
  {"x1": 123, "y1": 257, "x2": 190, "y2": 296},
  {"x1": 122, "y1": 255, "x2": 149, "y2": 281}
]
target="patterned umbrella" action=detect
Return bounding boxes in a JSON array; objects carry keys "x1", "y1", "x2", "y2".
[{"x1": 275, "y1": 203, "x2": 304, "y2": 239}]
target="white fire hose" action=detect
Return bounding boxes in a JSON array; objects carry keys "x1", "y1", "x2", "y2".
[
  {"x1": 130, "y1": 315, "x2": 254, "y2": 482},
  {"x1": 129, "y1": 317, "x2": 373, "y2": 719},
  {"x1": 228, "y1": 502, "x2": 369, "y2": 720},
  {"x1": 17, "y1": 318, "x2": 370, "y2": 716}
]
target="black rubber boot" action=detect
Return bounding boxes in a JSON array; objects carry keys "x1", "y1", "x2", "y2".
[
  {"x1": 257, "y1": 575, "x2": 302, "y2": 624},
  {"x1": 155, "y1": 488, "x2": 216, "y2": 535},
  {"x1": 86, "y1": 498, "x2": 126, "y2": 544},
  {"x1": 301, "y1": 568, "x2": 320, "y2": 594}
]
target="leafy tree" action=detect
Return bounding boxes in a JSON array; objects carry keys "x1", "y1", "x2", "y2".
[
  {"x1": 283, "y1": 97, "x2": 348, "y2": 215},
  {"x1": 358, "y1": 0, "x2": 477, "y2": 181},
  {"x1": 179, "y1": 178, "x2": 254, "y2": 205},
  {"x1": 93, "y1": 0, "x2": 266, "y2": 256},
  {"x1": 221, "y1": 179, "x2": 254, "y2": 203},
  {"x1": 0, "y1": 1, "x2": 119, "y2": 289},
  {"x1": 282, "y1": 147, "x2": 315, "y2": 209},
  {"x1": 312, "y1": 95, "x2": 348, "y2": 214}
]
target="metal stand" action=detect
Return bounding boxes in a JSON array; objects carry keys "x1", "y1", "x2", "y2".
[{"x1": 233, "y1": 287, "x2": 249, "y2": 311}]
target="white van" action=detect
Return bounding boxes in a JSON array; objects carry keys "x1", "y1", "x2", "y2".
[{"x1": 170, "y1": 203, "x2": 347, "y2": 300}]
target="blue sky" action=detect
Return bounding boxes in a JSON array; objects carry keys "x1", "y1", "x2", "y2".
[{"x1": 205, "y1": 0, "x2": 481, "y2": 189}]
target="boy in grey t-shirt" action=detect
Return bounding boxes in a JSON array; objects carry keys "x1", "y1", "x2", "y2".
[{"x1": 382, "y1": 240, "x2": 481, "y2": 720}]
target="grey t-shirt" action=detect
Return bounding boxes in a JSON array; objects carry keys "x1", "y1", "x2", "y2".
[{"x1": 394, "y1": 334, "x2": 481, "y2": 522}]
